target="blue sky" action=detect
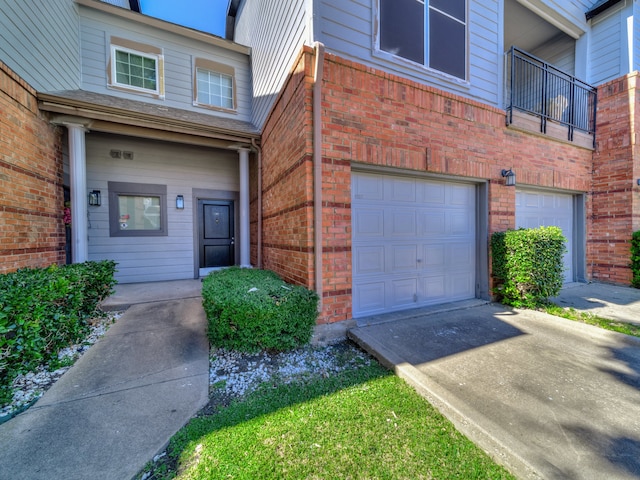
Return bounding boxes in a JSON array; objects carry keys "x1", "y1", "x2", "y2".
[{"x1": 139, "y1": 0, "x2": 229, "y2": 36}]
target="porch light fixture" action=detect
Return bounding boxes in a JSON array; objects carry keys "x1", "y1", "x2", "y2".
[
  {"x1": 501, "y1": 168, "x2": 516, "y2": 187},
  {"x1": 89, "y1": 190, "x2": 101, "y2": 206},
  {"x1": 176, "y1": 195, "x2": 184, "y2": 209}
]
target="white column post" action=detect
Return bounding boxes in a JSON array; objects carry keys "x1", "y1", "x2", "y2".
[
  {"x1": 238, "y1": 148, "x2": 251, "y2": 267},
  {"x1": 66, "y1": 124, "x2": 89, "y2": 263}
]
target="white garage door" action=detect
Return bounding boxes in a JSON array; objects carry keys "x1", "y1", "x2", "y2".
[
  {"x1": 515, "y1": 190, "x2": 574, "y2": 282},
  {"x1": 352, "y1": 172, "x2": 476, "y2": 318}
]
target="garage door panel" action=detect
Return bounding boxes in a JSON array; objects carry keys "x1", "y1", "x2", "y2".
[
  {"x1": 419, "y1": 211, "x2": 446, "y2": 236},
  {"x1": 353, "y1": 209, "x2": 384, "y2": 237},
  {"x1": 354, "y1": 281, "x2": 386, "y2": 312},
  {"x1": 388, "y1": 177, "x2": 417, "y2": 202},
  {"x1": 353, "y1": 174, "x2": 384, "y2": 200},
  {"x1": 422, "y1": 276, "x2": 447, "y2": 300},
  {"x1": 390, "y1": 244, "x2": 418, "y2": 272},
  {"x1": 352, "y1": 172, "x2": 476, "y2": 317},
  {"x1": 389, "y1": 210, "x2": 417, "y2": 236},
  {"x1": 353, "y1": 246, "x2": 384, "y2": 275},
  {"x1": 391, "y1": 278, "x2": 418, "y2": 307},
  {"x1": 422, "y1": 181, "x2": 446, "y2": 204},
  {"x1": 516, "y1": 189, "x2": 574, "y2": 283},
  {"x1": 449, "y1": 212, "x2": 474, "y2": 235}
]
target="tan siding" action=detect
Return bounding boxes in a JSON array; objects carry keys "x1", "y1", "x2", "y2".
[{"x1": 86, "y1": 133, "x2": 239, "y2": 283}]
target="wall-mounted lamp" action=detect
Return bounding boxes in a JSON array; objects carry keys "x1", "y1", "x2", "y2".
[
  {"x1": 501, "y1": 168, "x2": 516, "y2": 187},
  {"x1": 176, "y1": 195, "x2": 184, "y2": 209},
  {"x1": 89, "y1": 190, "x2": 101, "y2": 206}
]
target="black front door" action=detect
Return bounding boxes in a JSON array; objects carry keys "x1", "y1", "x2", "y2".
[{"x1": 198, "y1": 199, "x2": 235, "y2": 268}]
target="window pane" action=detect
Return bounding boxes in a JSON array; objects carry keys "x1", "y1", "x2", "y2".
[
  {"x1": 431, "y1": 0, "x2": 465, "y2": 21},
  {"x1": 429, "y1": 10, "x2": 465, "y2": 79},
  {"x1": 114, "y1": 49, "x2": 157, "y2": 91},
  {"x1": 196, "y1": 68, "x2": 234, "y2": 108},
  {"x1": 380, "y1": 0, "x2": 424, "y2": 64},
  {"x1": 118, "y1": 195, "x2": 161, "y2": 231}
]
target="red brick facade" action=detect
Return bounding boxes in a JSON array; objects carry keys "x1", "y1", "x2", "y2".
[
  {"x1": 259, "y1": 48, "x2": 595, "y2": 323},
  {"x1": 0, "y1": 61, "x2": 65, "y2": 274},
  {"x1": 590, "y1": 73, "x2": 640, "y2": 284}
]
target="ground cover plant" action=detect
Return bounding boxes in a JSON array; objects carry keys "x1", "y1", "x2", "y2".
[
  {"x1": 142, "y1": 357, "x2": 515, "y2": 480},
  {"x1": 202, "y1": 267, "x2": 318, "y2": 352},
  {"x1": 0, "y1": 260, "x2": 117, "y2": 406}
]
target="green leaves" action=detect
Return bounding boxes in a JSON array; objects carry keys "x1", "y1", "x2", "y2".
[
  {"x1": 0, "y1": 260, "x2": 117, "y2": 404},
  {"x1": 202, "y1": 267, "x2": 319, "y2": 353},
  {"x1": 491, "y1": 227, "x2": 567, "y2": 308},
  {"x1": 630, "y1": 231, "x2": 640, "y2": 288}
]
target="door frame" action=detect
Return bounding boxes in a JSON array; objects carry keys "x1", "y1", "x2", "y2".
[{"x1": 192, "y1": 188, "x2": 239, "y2": 278}]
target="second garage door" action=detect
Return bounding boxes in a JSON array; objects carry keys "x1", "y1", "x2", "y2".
[
  {"x1": 352, "y1": 172, "x2": 477, "y2": 318},
  {"x1": 516, "y1": 189, "x2": 574, "y2": 283}
]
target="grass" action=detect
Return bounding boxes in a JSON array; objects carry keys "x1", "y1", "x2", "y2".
[
  {"x1": 148, "y1": 362, "x2": 515, "y2": 479},
  {"x1": 541, "y1": 304, "x2": 640, "y2": 338}
]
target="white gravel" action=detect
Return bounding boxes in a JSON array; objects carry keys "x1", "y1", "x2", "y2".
[
  {"x1": 0, "y1": 312, "x2": 122, "y2": 421},
  {"x1": 209, "y1": 342, "x2": 375, "y2": 400}
]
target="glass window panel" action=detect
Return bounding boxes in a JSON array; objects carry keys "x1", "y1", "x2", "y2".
[
  {"x1": 431, "y1": 0, "x2": 465, "y2": 21},
  {"x1": 196, "y1": 68, "x2": 234, "y2": 108},
  {"x1": 114, "y1": 49, "x2": 157, "y2": 91},
  {"x1": 117, "y1": 195, "x2": 161, "y2": 231},
  {"x1": 380, "y1": 0, "x2": 424, "y2": 65},
  {"x1": 429, "y1": 11, "x2": 466, "y2": 79}
]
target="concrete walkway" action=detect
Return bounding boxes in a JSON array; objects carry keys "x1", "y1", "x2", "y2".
[
  {"x1": 349, "y1": 282, "x2": 640, "y2": 480},
  {"x1": 0, "y1": 280, "x2": 209, "y2": 480}
]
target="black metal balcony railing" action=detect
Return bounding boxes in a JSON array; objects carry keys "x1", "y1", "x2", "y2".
[{"x1": 506, "y1": 46, "x2": 597, "y2": 145}]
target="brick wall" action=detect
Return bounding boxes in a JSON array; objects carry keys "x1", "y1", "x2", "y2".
[
  {"x1": 590, "y1": 73, "x2": 640, "y2": 284},
  {"x1": 261, "y1": 49, "x2": 595, "y2": 324},
  {"x1": 0, "y1": 61, "x2": 65, "y2": 273}
]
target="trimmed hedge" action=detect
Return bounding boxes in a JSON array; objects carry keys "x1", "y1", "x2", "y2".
[
  {"x1": 0, "y1": 261, "x2": 117, "y2": 403},
  {"x1": 631, "y1": 231, "x2": 640, "y2": 288},
  {"x1": 491, "y1": 226, "x2": 566, "y2": 308},
  {"x1": 202, "y1": 267, "x2": 319, "y2": 353}
]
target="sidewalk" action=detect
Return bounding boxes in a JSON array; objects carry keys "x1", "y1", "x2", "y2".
[{"x1": 0, "y1": 280, "x2": 209, "y2": 480}]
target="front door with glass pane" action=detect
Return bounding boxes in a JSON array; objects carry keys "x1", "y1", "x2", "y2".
[{"x1": 198, "y1": 199, "x2": 235, "y2": 268}]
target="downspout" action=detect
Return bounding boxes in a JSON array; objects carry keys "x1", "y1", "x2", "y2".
[
  {"x1": 251, "y1": 138, "x2": 262, "y2": 269},
  {"x1": 313, "y1": 42, "x2": 325, "y2": 309}
]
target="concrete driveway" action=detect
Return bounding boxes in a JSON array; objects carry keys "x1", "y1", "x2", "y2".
[{"x1": 349, "y1": 283, "x2": 640, "y2": 479}]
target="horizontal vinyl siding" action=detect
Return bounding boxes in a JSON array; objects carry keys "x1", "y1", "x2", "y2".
[
  {"x1": 316, "y1": 0, "x2": 502, "y2": 107},
  {"x1": 234, "y1": 0, "x2": 308, "y2": 128},
  {"x1": 78, "y1": 7, "x2": 252, "y2": 123},
  {"x1": 589, "y1": 7, "x2": 624, "y2": 85},
  {"x1": 0, "y1": 0, "x2": 80, "y2": 91},
  {"x1": 531, "y1": 34, "x2": 576, "y2": 75},
  {"x1": 86, "y1": 133, "x2": 239, "y2": 283}
]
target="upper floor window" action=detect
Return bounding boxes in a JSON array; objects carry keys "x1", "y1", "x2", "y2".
[
  {"x1": 193, "y1": 58, "x2": 236, "y2": 111},
  {"x1": 109, "y1": 37, "x2": 164, "y2": 98},
  {"x1": 378, "y1": 0, "x2": 467, "y2": 80}
]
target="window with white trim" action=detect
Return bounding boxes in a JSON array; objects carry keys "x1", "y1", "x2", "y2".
[
  {"x1": 196, "y1": 69, "x2": 233, "y2": 108},
  {"x1": 378, "y1": 0, "x2": 467, "y2": 80},
  {"x1": 113, "y1": 47, "x2": 158, "y2": 92},
  {"x1": 193, "y1": 58, "x2": 236, "y2": 111},
  {"x1": 108, "y1": 37, "x2": 164, "y2": 98}
]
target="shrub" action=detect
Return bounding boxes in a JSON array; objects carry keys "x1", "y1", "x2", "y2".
[
  {"x1": 491, "y1": 226, "x2": 566, "y2": 308},
  {"x1": 631, "y1": 231, "x2": 640, "y2": 288},
  {"x1": 0, "y1": 260, "x2": 117, "y2": 404},
  {"x1": 202, "y1": 267, "x2": 319, "y2": 353}
]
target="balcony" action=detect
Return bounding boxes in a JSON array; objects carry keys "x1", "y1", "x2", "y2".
[{"x1": 505, "y1": 46, "x2": 597, "y2": 149}]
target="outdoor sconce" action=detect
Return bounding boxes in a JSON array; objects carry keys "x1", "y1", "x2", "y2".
[
  {"x1": 176, "y1": 195, "x2": 184, "y2": 209},
  {"x1": 89, "y1": 190, "x2": 101, "y2": 206},
  {"x1": 501, "y1": 168, "x2": 516, "y2": 187}
]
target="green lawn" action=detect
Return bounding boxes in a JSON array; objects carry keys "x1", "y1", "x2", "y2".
[
  {"x1": 150, "y1": 363, "x2": 514, "y2": 479},
  {"x1": 543, "y1": 304, "x2": 640, "y2": 338}
]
